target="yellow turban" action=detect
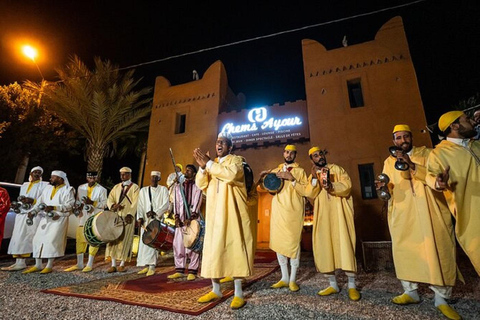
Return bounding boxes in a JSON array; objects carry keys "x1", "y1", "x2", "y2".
[
  {"x1": 308, "y1": 146, "x2": 320, "y2": 156},
  {"x1": 175, "y1": 163, "x2": 183, "y2": 172},
  {"x1": 119, "y1": 167, "x2": 132, "y2": 173},
  {"x1": 438, "y1": 111, "x2": 464, "y2": 132},
  {"x1": 392, "y1": 124, "x2": 411, "y2": 133},
  {"x1": 284, "y1": 145, "x2": 296, "y2": 152}
]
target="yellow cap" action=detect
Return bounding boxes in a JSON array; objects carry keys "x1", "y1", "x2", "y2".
[
  {"x1": 175, "y1": 163, "x2": 183, "y2": 171},
  {"x1": 438, "y1": 111, "x2": 464, "y2": 132},
  {"x1": 392, "y1": 124, "x2": 411, "y2": 133},
  {"x1": 308, "y1": 146, "x2": 320, "y2": 156},
  {"x1": 284, "y1": 145, "x2": 296, "y2": 152}
]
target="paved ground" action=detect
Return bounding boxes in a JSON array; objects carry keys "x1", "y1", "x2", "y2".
[{"x1": 0, "y1": 243, "x2": 479, "y2": 320}]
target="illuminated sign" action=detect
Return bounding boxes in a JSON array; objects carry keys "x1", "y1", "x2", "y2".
[{"x1": 218, "y1": 101, "x2": 309, "y2": 147}]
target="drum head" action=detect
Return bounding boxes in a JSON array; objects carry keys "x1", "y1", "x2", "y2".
[
  {"x1": 263, "y1": 173, "x2": 284, "y2": 193},
  {"x1": 183, "y1": 220, "x2": 200, "y2": 248},
  {"x1": 92, "y1": 211, "x2": 124, "y2": 243},
  {"x1": 142, "y1": 219, "x2": 161, "y2": 245}
]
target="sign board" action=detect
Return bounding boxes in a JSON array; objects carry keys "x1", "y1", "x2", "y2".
[{"x1": 218, "y1": 103, "x2": 309, "y2": 147}]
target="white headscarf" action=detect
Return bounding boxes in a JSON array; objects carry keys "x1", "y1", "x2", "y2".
[
  {"x1": 29, "y1": 166, "x2": 44, "y2": 182},
  {"x1": 51, "y1": 170, "x2": 70, "y2": 188}
]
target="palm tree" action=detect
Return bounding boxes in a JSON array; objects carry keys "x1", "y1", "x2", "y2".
[{"x1": 27, "y1": 55, "x2": 152, "y2": 178}]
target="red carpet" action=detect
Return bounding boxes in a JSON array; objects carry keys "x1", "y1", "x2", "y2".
[{"x1": 43, "y1": 250, "x2": 278, "y2": 315}]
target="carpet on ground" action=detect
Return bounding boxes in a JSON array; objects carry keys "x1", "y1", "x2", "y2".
[{"x1": 42, "y1": 250, "x2": 278, "y2": 315}]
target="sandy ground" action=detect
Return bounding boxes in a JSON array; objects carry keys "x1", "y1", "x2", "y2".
[{"x1": 0, "y1": 244, "x2": 478, "y2": 320}]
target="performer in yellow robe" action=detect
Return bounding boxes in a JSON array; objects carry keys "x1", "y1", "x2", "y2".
[
  {"x1": 380, "y1": 125, "x2": 461, "y2": 320},
  {"x1": 258, "y1": 145, "x2": 308, "y2": 292},
  {"x1": 194, "y1": 132, "x2": 254, "y2": 310},
  {"x1": 105, "y1": 167, "x2": 139, "y2": 273},
  {"x1": 305, "y1": 147, "x2": 360, "y2": 301},
  {"x1": 426, "y1": 111, "x2": 480, "y2": 278}
]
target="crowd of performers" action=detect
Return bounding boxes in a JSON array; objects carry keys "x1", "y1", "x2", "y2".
[{"x1": 0, "y1": 110, "x2": 478, "y2": 319}]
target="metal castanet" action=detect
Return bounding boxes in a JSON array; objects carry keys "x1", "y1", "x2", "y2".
[
  {"x1": 389, "y1": 146, "x2": 410, "y2": 171},
  {"x1": 376, "y1": 173, "x2": 391, "y2": 201},
  {"x1": 26, "y1": 203, "x2": 47, "y2": 225}
]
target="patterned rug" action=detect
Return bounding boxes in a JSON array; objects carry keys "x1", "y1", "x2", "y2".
[{"x1": 42, "y1": 250, "x2": 279, "y2": 315}]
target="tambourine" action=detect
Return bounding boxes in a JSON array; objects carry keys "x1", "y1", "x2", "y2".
[{"x1": 262, "y1": 173, "x2": 284, "y2": 193}]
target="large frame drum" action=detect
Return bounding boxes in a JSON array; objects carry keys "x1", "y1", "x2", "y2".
[
  {"x1": 142, "y1": 219, "x2": 175, "y2": 251},
  {"x1": 83, "y1": 211, "x2": 124, "y2": 247}
]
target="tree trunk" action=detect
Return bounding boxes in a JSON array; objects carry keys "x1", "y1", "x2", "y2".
[
  {"x1": 137, "y1": 143, "x2": 147, "y2": 187},
  {"x1": 87, "y1": 143, "x2": 105, "y2": 180},
  {"x1": 14, "y1": 153, "x2": 30, "y2": 184}
]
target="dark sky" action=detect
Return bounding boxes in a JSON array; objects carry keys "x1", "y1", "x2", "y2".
[{"x1": 1, "y1": 0, "x2": 479, "y2": 124}]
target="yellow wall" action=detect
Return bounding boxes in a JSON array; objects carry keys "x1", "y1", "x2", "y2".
[
  {"x1": 145, "y1": 16, "x2": 431, "y2": 246},
  {"x1": 302, "y1": 16, "x2": 431, "y2": 240}
]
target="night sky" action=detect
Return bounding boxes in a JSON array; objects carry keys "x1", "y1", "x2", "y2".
[{"x1": 1, "y1": 0, "x2": 479, "y2": 125}]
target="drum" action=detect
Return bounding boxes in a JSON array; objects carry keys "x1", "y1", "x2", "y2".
[
  {"x1": 183, "y1": 219, "x2": 205, "y2": 252},
  {"x1": 142, "y1": 219, "x2": 175, "y2": 251},
  {"x1": 83, "y1": 211, "x2": 124, "y2": 247},
  {"x1": 262, "y1": 173, "x2": 284, "y2": 193}
]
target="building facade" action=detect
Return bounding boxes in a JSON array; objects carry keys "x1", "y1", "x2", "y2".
[{"x1": 144, "y1": 16, "x2": 431, "y2": 246}]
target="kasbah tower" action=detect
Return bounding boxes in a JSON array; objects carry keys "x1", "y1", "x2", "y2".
[{"x1": 144, "y1": 16, "x2": 431, "y2": 247}]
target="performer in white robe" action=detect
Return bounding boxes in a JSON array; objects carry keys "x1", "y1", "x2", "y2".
[
  {"x1": 23, "y1": 170, "x2": 75, "y2": 274},
  {"x1": 2, "y1": 166, "x2": 48, "y2": 271},
  {"x1": 64, "y1": 171, "x2": 107, "y2": 272},
  {"x1": 136, "y1": 171, "x2": 169, "y2": 276}
]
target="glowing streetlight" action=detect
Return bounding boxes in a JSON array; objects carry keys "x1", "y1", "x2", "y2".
[
  {"x1": 22, "y1": 45, "x2": 44, "y2": 80},
  {"x1": 22, "y1": 45, "x2": 38, "y2": 60}
]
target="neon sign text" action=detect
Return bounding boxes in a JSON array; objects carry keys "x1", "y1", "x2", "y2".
[{"x1": 221, "y1": 107, "x2": 302, "y2": 134}]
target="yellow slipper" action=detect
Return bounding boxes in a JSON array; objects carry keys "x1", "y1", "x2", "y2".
[
  {"x1": 198, "y1": 291, "x2": 221, "y2": 303},
  {"x1": 348, "y1": 288, "x2": 361, "y2": 301},
  {"x1": 167, "y1": 272, "x2": 185, "y2": 279},
  {"x1": 146, "y1": 269, "x2": 155, "y2": 276},
  {"x1": 271, "y1": 280, "x2": 289, "y2": 289},
  {"x1": 437, "y1": 304, "x2": 462, "y2": 320},
  {"x1": 137, "y1": 267, "x2": 149, "y2": 275},
  {"x1": 230, "y1": 296, "x2": 246, "y2": 309},
  {"x1": 187, "y1": 274, "x2": 196, "y2": 281},
  {"x1": 64, "y1": 265, "x2": 80, "y2": 272},
  {"x1": 40, "y1": 267, "x2": 52, "y2": 274},
  {"x1": 289, "y1": 281, "x2": 300, "y2": 292},
  {"x1": 318, "y1": 286, "x2": 339, "y2": 296},
  {"x1": 82, "y1": 266, "x2": 93, "y2": 273},
  {"x1": 220, "y1": 276, "x2": 234, "y2": 283},
  {"x1": 117, "y1": 266, "x2": 126, "y2": 272},
  {"x1": 22, "y1": 266, "x2": 40, "y2": 274},
  {"x1": 391, "y1": 293, "x2": 420, "y2": 305}
]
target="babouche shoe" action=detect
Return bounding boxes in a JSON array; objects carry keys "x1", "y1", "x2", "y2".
[
  {"x1": 230, "y1": 296, "x2": 246, "y2": 309},
  {"x1": 198, "y1": 292, "x2": 220, "y2": 303},
  {"x1": 318, "y1": 286, "x2": 339, "y2": 296},
  {"x1": 391, "y1": 293, "x2": 420, "y2": 305},
  {"x1": 270, "y1": 280, "x2": 289, "y2": 289}
]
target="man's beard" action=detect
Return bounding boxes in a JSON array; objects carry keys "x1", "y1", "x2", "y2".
[
  {"x1": 399, "y1": 142, "x2": 413, "y2": 153},
  {"x1": 315, "y1": 159, "x2": 327, "y2": 167},
  {"x1": 459, "y1": 124, "x2": 477, "y2": 139},
  {"x1": 284, "y1": 158, "x2": 295, "y2": 164}
]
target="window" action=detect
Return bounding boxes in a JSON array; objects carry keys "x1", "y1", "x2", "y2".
[
  {"x1": 347, "y1": 78, "x2": 364, "y2": 108},
  {"x1": 358, "y1": 163, "x2": 376, "y2": 199},
  {"x1": 175, "y1": 113, "x2": 186, "y2": 134}
]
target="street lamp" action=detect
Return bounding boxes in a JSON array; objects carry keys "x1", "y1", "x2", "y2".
[
  {"x1": 22, "y1": 45, "x2": 44, "y2": 80},
  {"x1": 14, "y1": 45, "x2": 46, "y2": 184}
]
